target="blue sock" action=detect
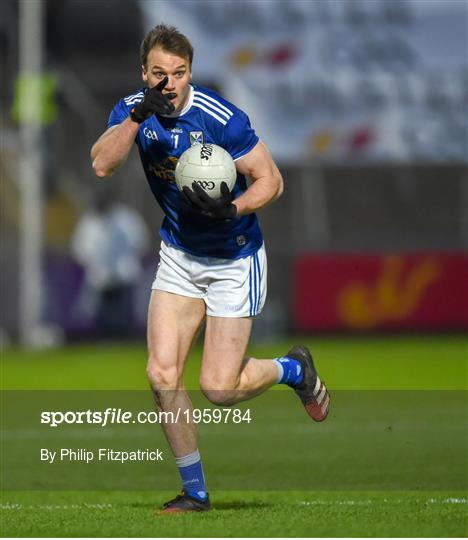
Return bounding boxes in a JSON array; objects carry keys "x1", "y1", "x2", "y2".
[
  {"x1": 175, "y1": 450, "x2": 207, "y2": 501},
  {"x1": 274, "y1": 356, "x2": 304, "y2": 387}
]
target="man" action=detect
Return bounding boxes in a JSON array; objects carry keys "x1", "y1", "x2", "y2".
[
  {"x1": 71, "y1": 190, "x2": 149, "y2": 337},
  {"x1": 91, "y1": 24, "x2": 329, "y2": 513}
]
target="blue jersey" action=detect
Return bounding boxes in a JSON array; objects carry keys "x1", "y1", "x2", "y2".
[{"x1": 108, "y1": 84, "x2": 263, "y2": 259}]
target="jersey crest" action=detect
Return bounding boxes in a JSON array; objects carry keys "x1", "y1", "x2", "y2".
[{"x1": 189, "y1": 131, "x2": 204, "y2": 145}]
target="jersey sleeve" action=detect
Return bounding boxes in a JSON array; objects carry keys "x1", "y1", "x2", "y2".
[
  {"x1": 222, "y1": 110, "x2": 259, "y2": 160},
  {"x1": 107, "y1": 98, "x2": 130, "y2": 128}
]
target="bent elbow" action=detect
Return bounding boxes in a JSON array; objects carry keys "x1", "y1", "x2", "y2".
[
  {"x1": 275, "y1": 175, "x2": 284, "y2": 199},
  {"x1": 94, "y1": 168, "x2": 108, "y2": 178},
  {"x1": 92, "y1": 159, "x2": 113, "y2": 178},
  {"x1": 94, "y1": 169, "x2": 111, "y2": 179}
]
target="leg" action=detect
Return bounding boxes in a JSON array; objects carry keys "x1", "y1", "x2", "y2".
[
  {"x1": 199, "y1": 315, "x2": 279, "y2": 406},
  {"x1": 146, "y1": 290, "x2": 205, "y2": 456},
  {"x1": 199, "y1": 244, "x2": 329, "y2": 419}
]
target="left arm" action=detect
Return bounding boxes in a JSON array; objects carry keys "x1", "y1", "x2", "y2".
[
  {"x1": 182, "y1": 140, "x2": 284, "y2": 220},
  {"x1": 233, "y1": 140, "x2": 284, "y2": 216}
]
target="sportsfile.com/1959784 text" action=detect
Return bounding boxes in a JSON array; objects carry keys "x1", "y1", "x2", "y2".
[{"x1": 40, "y1": 407, "x2": 252, "y2": 428}]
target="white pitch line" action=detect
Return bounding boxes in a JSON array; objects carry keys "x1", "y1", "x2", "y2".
[
  {"x1": 299, "y1": 498, "x2": 467, "y2": 506},
  {"x1": 1, "y1": 503, "x2": 114, "y2": 510},
  {"x1": 2, "y1": 498, "x2": 466, "y2": 511}
]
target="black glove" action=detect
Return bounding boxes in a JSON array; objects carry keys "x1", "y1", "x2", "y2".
[
  {"x1": 182, "y1": 181, "x2": 237, "y2": 220},
  {"x1": 130, "y1": 77, "x2": 176, "y2": 122}
]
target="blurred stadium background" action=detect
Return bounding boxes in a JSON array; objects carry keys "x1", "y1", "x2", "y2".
[{"x1": 1, "y1": 0, "x2": 467, "y2": 346}]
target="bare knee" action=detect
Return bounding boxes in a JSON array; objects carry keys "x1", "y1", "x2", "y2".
[
  {"x1": 146, "y1": 356, "x2": 182, "y2": 391},
  {"x1": 199, "y1": 374, "x2": 239, "y2": 406},
  {"x1": 201, "y1": 387, "x2": 236, "y2": 406}
]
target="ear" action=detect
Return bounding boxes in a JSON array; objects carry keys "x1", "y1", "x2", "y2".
[{"x1": 141, "y1": 65, "x2": 148, "y2": 83}]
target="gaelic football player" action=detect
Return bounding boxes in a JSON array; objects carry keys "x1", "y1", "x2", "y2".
[{"x1": 91, "y1": 24, "x2": 329, "y2": 513}]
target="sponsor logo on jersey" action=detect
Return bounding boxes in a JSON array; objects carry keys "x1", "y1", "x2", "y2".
[
  {"x1": 170, "y1": 127, "x2": 183, "y2": 134},
  {"x1": 143, "y1": 127, "x2": 158, "y2": 141},
  {"x1": 190, "y1": 131, "x2": 204, "y2": 145},
  {"x1": 150, "y1": 156, "x2": 178, "y2": 182}
]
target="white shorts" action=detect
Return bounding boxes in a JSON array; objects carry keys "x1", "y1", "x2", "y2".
[{"x1": 152, "y1": 241, "x2": 267, "y2": 318}]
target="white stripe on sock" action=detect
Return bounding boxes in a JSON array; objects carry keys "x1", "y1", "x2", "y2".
[
  {"x1": 274, "y1": 358, "x2": 284, "y2": 383},
  {"x1": 175, "y1": 449, "x2": 201, "y2": 468}
]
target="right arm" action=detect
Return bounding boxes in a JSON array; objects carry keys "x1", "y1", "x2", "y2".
[
  {"x1": 92, "y1": 78, "x2": 175, "y2": 178},
  {"x1": 91, "y1": 117, "x2": 140, "y2": 178}
]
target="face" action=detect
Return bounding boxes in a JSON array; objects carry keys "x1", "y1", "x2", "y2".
[{"x1": 142, "y1": 47, "x2": 192, "y2": 113}]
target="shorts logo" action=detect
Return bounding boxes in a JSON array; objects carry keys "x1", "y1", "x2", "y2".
[
  {"x1": 224, "y1": 303, "x2": 244, "y2": 312},
  {"x1": 190, "y1": 131, "x2": 204, "y2": 146},
  {"x1": 143, "y1": 127, "x2": 158, "y2": 141}
]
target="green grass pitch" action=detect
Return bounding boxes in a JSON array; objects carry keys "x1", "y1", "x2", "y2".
[{"x1": 1, "y1": 335, "x2": 467, "y2": 537}]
